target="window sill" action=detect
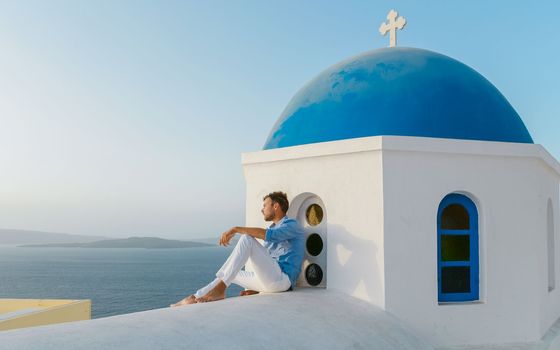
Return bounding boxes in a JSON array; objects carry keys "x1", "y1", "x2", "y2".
[{"x1": 438, "y1": 300, "x2": 484, "y2": 306}]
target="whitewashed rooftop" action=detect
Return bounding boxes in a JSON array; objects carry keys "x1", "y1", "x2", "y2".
[
  {"x1": 2, "y1": 289, "x2": 560, "y2": 350},
  {"x1": 0, "y1": 289, "x2": 432, "y2": 350}
]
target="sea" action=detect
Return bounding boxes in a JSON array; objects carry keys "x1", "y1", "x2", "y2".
[{"x1": 0, "y1": 246, "x2": 242, "y2": 319}]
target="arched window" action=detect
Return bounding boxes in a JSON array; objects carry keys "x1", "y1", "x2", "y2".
[{"x1": 437, "y1": 194, "x2": 479, "y2": 302}]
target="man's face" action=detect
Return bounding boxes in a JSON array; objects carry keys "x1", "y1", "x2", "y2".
[{"x1": 261, "y1": 197, "x2": 276, "y2": 221}]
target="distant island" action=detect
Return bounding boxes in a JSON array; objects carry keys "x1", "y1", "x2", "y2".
[
  {"x1": 20, "y1": 237, "x2": 216, "y2": 249},
  {"x1": 0, "y1": 228, "x2": 108, "y2": 245}
]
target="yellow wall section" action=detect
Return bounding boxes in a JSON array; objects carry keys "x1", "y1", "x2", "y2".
[{"x1": 0, "y1": 299, "x2": 91, "y2": 331}]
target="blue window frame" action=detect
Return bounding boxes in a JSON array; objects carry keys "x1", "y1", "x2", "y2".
[{"x1": 437, "y1": 194, "x2": 479, "y2": 302}]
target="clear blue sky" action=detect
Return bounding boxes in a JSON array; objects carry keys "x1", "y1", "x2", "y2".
[{"x1": 0, "y1": 1, "x2": 558, "y2": 239}]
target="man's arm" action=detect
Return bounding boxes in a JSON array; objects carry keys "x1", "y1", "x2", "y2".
[
  {"x1": 219, "y1": 226, "x2": 266, "y2": 246},
  {"x1": 236, "y1": 227, "x2": 266, "y2": 240}
]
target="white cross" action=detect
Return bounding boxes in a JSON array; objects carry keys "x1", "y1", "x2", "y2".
[{"x1": 379, "y1": 9, "x2": 407, "y2": 47}]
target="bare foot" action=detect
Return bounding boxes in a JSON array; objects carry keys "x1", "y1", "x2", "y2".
[
  {"x1": 170, "y1": 294, "x2": 197, "y2": 307},
  {"x1": 196, "y1": 281, "x2": 226, "y2": 303},
  {"x1": 239, "y1": 290, "x2": 260, "y2": 296}
]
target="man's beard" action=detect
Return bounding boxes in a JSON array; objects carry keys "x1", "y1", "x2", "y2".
[{"x1": 263, "y1": 213, "x2": 274, "y2": 221}]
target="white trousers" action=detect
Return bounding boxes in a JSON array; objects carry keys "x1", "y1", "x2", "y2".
[{"x1": 194, "y1": 235, "x2": 291, "y2": 298}]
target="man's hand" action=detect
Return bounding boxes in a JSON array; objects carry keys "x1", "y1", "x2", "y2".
[{"x1": 219, "y1": 227, "x2": 237, "y2": 246}]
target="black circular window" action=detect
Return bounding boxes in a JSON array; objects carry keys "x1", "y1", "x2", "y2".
[
  {"x1": 306, "y1": 233, "x2": 323, "y2": 256},
  {"x1": 305, "y1": 204, "x2": 324, "y2": 226},
  {"x1": 305, "y1": 263, "x2": 323, "y2": 286}
]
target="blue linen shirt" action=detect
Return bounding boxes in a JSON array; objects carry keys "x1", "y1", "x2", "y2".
[{"x1": 264, "y1": 216, "x2": 305, "y2": 289}]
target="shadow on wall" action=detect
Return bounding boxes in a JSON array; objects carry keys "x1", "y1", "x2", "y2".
[{"x1": 327, "y1": 223, "x2": 383, "y2": 306}]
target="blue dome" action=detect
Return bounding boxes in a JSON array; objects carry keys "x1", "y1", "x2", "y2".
[{"x1": 264, "y1": 47, "x2": 533, "y2": 149}]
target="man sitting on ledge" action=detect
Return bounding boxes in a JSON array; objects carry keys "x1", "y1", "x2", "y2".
[{"x1": 171, "y1": 191, "x2": 304, "y2": 306}]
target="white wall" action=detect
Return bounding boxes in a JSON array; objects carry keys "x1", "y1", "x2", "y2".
[
  {"x1": 381, "y1": 136, "x2": 560, "y2": 347},
  {"x1": 242, "y1": 137, "x2": 386, "y2": 307},
  {"x1": 537, "y1": 166, "x2": 560, "y2": 336}
]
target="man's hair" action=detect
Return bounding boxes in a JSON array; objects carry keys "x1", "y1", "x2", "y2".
[{"x1": 263, "y1": 191, "x2": 289, "y2": 213}]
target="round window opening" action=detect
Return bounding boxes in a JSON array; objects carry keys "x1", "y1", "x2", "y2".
[
  {"x1": 306, "y1": 204, "x2": 324, "y2": 226},
  {"x1": 306, "y1": 233, "x2": 323, "y2": 256},
  {"x1": 305, "y1": 263, "x2": 323, "y2": 286}
]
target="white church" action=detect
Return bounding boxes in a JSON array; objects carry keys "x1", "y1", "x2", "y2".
[
  {"x1": 242, "y1": 11, "x2": 560, "y2": 348},
  {"x1": 2, "y1": 10, "x2": 560, "y2": 350}
]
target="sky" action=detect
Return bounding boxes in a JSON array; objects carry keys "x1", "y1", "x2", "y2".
[{"x1": 0, "y1": 1, "x2": 558, "y2": 240}]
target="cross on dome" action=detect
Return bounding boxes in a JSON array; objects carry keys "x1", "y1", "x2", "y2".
[{"x1": 379, "y1": 9, "x2": 406, "y2": 47}]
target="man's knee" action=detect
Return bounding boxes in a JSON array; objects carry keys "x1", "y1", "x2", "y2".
[{"x1": 238, "y1": 234, "x2": 257, "y2": 246}]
